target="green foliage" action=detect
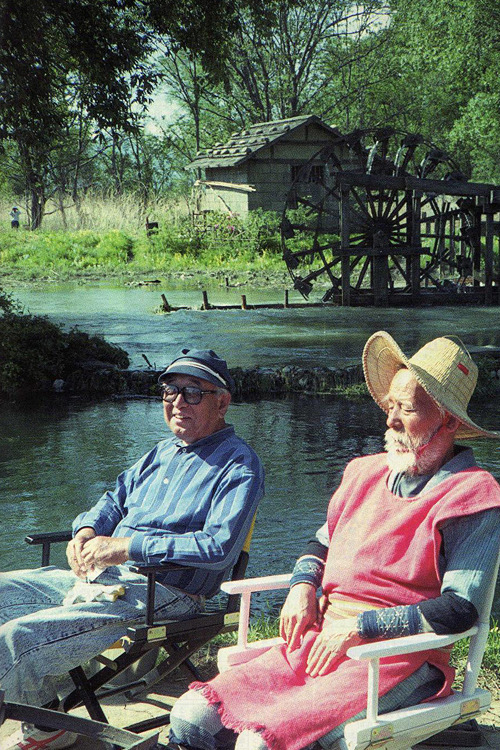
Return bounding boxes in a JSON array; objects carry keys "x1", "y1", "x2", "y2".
[
  {"x1": 0, "y1": 229, "x2": 135, "y2": 270},
  {"x1": 472, "y1": 357, "x2": 500, "y2": 400},
  {"x1": 359, "y1": 0, "x2": 500, "y2": 181},
  {"x1": 0, "y1": 209, "x2": 285, "y2": 279},
  {"x1": 0, "y1": 307, "x2": 129, "y2": 397},
  {"x1": 138, "y1": 210, "x2": 283, "y2": 270},
  {"x1": 450, "y1": 620, "x2": 500, "y2": 695}
]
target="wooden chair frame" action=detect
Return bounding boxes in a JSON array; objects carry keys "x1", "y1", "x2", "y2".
[{"x1": 0, "y1": 689, "x2": 159, "y2": 749}]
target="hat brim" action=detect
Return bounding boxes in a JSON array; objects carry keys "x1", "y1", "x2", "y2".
[
  {"x1": 158, "y1": 364, "x2": 233, "y2": 392},
  {"x1": 362, "y1": 331, "x2": 500, "y2": 440}
]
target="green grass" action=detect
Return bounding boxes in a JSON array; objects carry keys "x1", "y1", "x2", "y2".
[
  {"x1": 451, "y1": 619, "x2": 500, "y2": 696},
  {"x1": 0, "y1": 196, "x2": 286, "y2": 282}
]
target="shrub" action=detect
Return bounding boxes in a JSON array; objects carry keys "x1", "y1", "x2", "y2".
[{"x1": 0, "y1": 308, "x2": 129, "y2": 396}]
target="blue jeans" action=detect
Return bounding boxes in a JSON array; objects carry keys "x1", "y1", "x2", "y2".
[{"x1": 0, "y1": 565, "x2": 201, "y2": 706}]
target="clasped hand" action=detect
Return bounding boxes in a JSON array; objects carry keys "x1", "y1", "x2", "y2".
[
  {"x1": 66, "y1": 528, "x2": 130, "y2": 578},
  {"x1": 279, "y1": 583, "x2": 361, "y2": 677}
]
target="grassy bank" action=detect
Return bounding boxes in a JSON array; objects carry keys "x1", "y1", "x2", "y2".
[
  {"x1": 190, "y1": 616, "x2": 500, "y2": 699},
  {"x1": 0, "y1": 202, "x2": 288, "y2": 287}
]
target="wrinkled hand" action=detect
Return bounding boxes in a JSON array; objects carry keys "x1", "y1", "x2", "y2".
[
  {"x1": 80, "y1": 536, "x2": 131, "y2": 571},
  {"x1": 66, "y1": 527, "x2": 96, "y2": 578},
  {"x1": 280, "y1": 583, "x2": 321, "y2": 651},
  {"x1": 306, "y1": 616, "x2": 361, "y2": 677}
]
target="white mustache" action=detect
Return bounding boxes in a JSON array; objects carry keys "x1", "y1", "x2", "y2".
[{"x1": 384, "y1": 430, "x2": 415, "y2": 452}]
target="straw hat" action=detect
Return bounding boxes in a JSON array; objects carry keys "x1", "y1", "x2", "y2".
[{"x1": 362, "y1": 331, "x2": 499, "y2": 440}]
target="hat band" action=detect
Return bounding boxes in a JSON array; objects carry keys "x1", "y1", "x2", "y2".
[{"x1": 165, "y1": 359, "x2": 228, "y2": 387}]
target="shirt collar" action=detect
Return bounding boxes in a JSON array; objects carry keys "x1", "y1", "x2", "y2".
[
  {"x1": 389, "y1": 445, "x2": 476, "y2": 497},
  {"x1": 173, "y1": 424, "x2": 235, "y2": 451}
]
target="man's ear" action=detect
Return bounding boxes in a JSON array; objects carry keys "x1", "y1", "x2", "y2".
[
  {"x1": 444, "y1": 413, "x2": 460, "y2": 433},
  {"x1": 218, "y1": 390, "x2": 232, "y2": 417}
]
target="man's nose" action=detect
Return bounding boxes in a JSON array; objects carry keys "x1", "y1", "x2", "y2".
[
  {"x1": 171, "y1": 390, "x2": 188, "y2": 405},
  {"x1": 386, "y1": 408, "x2": 401, "y2": 428}
]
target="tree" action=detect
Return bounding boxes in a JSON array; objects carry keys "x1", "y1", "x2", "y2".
[
  {"x1": 156, "y1": 0, "x2": 390, "y2": 160},
  {"x1": 364, "y1": 0, "x2": 500, "y2": 180},
  {"x1": 0, "y1": 0, "x2": 274, "y2": 227}
]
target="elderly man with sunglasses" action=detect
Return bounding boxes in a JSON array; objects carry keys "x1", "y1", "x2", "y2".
[{"x1": 1, "y1": 348, "x2": 264, "y2": 750}]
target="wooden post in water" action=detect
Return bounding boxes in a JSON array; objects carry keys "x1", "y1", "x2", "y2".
[
  {"x1": 160, "y1": 294, "x2": 171, "y2": 312},
  {"x1": 284, "y1": 290, "x2": 289, "y2": 308},
  {"x1": 241, "y1": 294, "x2": 247, "y2": 310},
  {"x1": 202, "y1": 291, "x2": 210, "y2": 310}
]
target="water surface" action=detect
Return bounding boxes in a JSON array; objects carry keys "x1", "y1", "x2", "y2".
[
  {"x1": 1, "y1": 394, "x2": 499, "y2": 617},
  {"x1": 2, "y1": 281, "x2": 499, "y2": 616}
]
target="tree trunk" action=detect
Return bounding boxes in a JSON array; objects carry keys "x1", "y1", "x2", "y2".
[{"x1": 27, "y1": 171, "x2": 45, "y2": 230}]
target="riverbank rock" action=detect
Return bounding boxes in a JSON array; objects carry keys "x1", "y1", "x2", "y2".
[
  {"x1": 49, "y1": 350, "x2": 500, "y2": 401},
  {"x1": 55, "y1": 363, "x2": 368, "y2": 398}
]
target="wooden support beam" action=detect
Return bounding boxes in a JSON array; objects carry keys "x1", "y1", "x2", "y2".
[
  {"x1": 410, "y1": 191, "x2": 422, "y2": 302},
  {"x1": 472, "y1": 209, "x2": 482, "y2": 288},
  {"x1": 340, "y1": 187, "x2": 351, "y2": 306},
  {"x1": 335, "y1": 172, "x2": 494, "y2": 198}
]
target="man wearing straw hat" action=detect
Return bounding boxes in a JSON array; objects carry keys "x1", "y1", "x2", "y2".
[{"x1": 170, "y1": 332, "x2": 500, "y2": 750}]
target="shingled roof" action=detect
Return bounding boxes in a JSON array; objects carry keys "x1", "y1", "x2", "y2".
[{"x1": 186, "y1": 114, "x2": 340, "y2": 169}]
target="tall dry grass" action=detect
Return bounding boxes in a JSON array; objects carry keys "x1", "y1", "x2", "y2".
[{"x1": 1, "y1": 192, "x2": 191, "y2": 233}]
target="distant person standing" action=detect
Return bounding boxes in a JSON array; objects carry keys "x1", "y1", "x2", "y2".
[{"x1": 10, "y1": 206, "x2": 21, "y2": 228}]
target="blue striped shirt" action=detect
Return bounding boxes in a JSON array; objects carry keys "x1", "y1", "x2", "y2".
[{"x1": 72, "y1": 425, "x2": 264, "y2": 597}]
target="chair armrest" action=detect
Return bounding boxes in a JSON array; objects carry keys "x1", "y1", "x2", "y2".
[
  {"x1": 25, "y1": 530, "x2": 72, "y2": 545},
  {"x1": 221, "y1": 573, "x2": 292, "y2": 595},
  {"x1": 347, "y1": 626, "x2": 478, "y2": 661},
  {"x1": 128, "y1": 561, "x2": 200, "y2": 627},
  {"x1": 25, "y1": 530, "x2": 73, "y2": 566},
  {"x1": 220, "y1": 573, "x2": 292, "y2": 647},
  {"x1": 128, "y1": 562, "x2": 193, "y2": 575},
  {"x1": 346, "y1": 626, "x2": 478, "y2": 724}
]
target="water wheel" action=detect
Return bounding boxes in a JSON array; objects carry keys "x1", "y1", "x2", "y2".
[{"x1": 281, "y1": 128, "x2": 479, "y2": 305}]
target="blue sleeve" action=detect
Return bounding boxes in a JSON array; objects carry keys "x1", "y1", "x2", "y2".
[
  {"x1": 358, "y1": 507, "x2": 500, "y2": 638},
  {"x1": 289, "y1": 521, "x2": 329, "y2": 588},
  {"x1": 439, "y1": 507, "x2": 500, "y2": 610},
  {"x1": 128, "y1": 458, "x2": 264, "y2": 570},
  {"x1": 72, "y1": 447, "x2": 158, "y2": 537}
]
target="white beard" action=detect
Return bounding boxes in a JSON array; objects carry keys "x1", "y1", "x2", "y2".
[{"x1": 384, "y1": 428, "x2": 442, "y2": 476}]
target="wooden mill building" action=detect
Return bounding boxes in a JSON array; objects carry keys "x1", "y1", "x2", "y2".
[{"x1": 186, "y1": 114, "x2": 348, "y2": 217}]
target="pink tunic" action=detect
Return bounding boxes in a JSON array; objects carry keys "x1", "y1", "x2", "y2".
[{"x1": 192, "y1": 455, "x2": 500, "y2": 750}]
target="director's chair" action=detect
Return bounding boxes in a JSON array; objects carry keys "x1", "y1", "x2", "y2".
[{"x1": 21, "y1": 517, "x2": 255, "y2": 735}]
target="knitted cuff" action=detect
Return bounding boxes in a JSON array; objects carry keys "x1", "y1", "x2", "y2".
[
  {"x1": 289, "y1": 555, "x2": 324, "y2": 589},
  {"x1": 357, "y1": 604, "x2": 423, "y2": 639}
]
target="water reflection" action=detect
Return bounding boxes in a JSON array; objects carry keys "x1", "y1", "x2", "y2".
[{"x1": 1, "y1": 394, "x2": 498, "y2": 618}]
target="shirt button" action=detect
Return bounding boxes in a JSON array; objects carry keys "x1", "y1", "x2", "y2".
[{"x1": 163, "y1": 478, "x2": 169, "y2": 485}]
